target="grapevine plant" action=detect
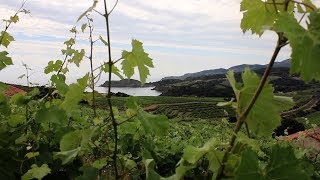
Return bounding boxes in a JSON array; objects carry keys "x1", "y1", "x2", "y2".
[{"x1": 0, "y1": 0, "x2": 320, "y2": 179}]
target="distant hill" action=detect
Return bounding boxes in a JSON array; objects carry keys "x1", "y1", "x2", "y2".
[
  {"x1": 100, "y1": 79, "x2": 153, "y2": 87},
  {"x1": 162, "y1": 59, "x2": 290, "y2": 80},
  {"x1": 153, "y1": 65, "x2": 320, "y2": 97}
]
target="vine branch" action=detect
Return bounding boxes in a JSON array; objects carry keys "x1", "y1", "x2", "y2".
[
  {"x1": 103, "y1": 0, "x2": 119, "y2": 178},
  {"x1": 216, "y1": 34, "x2": 287, "y2": 179}
]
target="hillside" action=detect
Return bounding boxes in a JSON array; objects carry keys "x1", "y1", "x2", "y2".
[
  {"x1": 154, "y1": 66, "x2": 320, "y2": 97},
  {"x1": 100, "y1": 79, "x2": 153, "y2": 87},
  {"x1": 162, "y1": 59, "x2": 290, "y2": 80}
]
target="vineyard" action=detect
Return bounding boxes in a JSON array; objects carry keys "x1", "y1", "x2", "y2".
[{"x1": 1, "y1": 0, "x2": 320, "y2": 180}]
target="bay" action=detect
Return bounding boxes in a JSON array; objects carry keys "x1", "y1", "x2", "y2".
[{"x1": 91, "y1": 86, "x2": 161, "y2": 96}]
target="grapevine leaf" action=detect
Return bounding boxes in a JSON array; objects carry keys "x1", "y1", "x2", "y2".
[
  {"x1": 35, "y1": 106, "x2": 68, "y2": 124},
  {"x1": 121, "y1": 39, "x2": 154, "y2": 84},
  {"x1": 273, "y1": 95, "x2": 295, "y2": 112},
  {"x1": 241, "y1": 68, "x2": 281, "y2": 137},
  {"x1": 274, "y1": 12, "x2": 320, "y2": 82},
  {"x1": 62, "y1": 47, "x2": 74, "y2": 56},
  {"x1": 70, "y1": 49, "x2": 85, "y2": 67},
  {"x1": 8, "y1": 114, "x2": 25, "y2": 127},
  {"x1": 99, "y1": 36, "x2": 108, "y2": 46},
  {"x1": 235, "y1": 149, "x2": 262, "y2": 180},
  {"x1": 76, "y1": 166, "x2": 99, "y2": 180},
  {"x1": 0, "y1": 93, "x2": 11, "y2": 115},
  {"x1": 183, "y1": 138, "x2": 217, "y2": 164},
  {"x1": 240, "y1": 0, "x2": 277, "y2": 36},
  {"x1": 92, "y1": 158, "x2": 108, "y2": 170},
  {"x1": 60, "y1": 74, "x2": 89, "y2": 112},
  {"x1": 81, "y1": 23, "x2": 87, "y2": 33},
  {"x1": 235, "y1": 145, "x2": 311, "y2": 180},
  {"x1": 77, "y1": 0, "x2": 98, "y2": 22},
  {"x1": 60, "y1": 131, "x2": 82, "y2": 151},
  {"x1": 102, "y1": 63, "x2": 124, "y2": 79},
  {"x1": 10, "y1": 15, "x2": 19, "y2": 23},
  {"x1": 207, "y1": 151, "x2": 224, "y2": 178},
  {"x1": 0, "y1": 51, "x2": 13, "y2": 70},
  {"x1": 44, "y1": 60, "x2": 63, "y2": 74},
  {"x1": 137, "y1": 110, "x2": 169, "y2": 135},
  {"x1": 53, "y1": 147, "x2": 81, "y2": 165},
  {"x1": 51, "y1": 74, "x2": 69, "y2": 95},
  {"x1": 60, "y1": 129, "x2": 95, "y2": 152},
  {"x1": 25, "y1": 152, "x2": 40, "y2": 159},
  {"x1": 227, "y1": 68, "x2": 281, "y2": 137},
  {"x1": 144, "y1": 159, "x2": 168, "y2": 180},
  {"x1": 10, "y1": 93, "x2": 29, "y2": 106},
  {"x1": 21, "y1": 164, "x2": 51, "y2": 180},
  {"x1": 0, "y1": 31, "x2": 14, "y2": 48},
  {"x1": 64, "y1": 38, "x2": 75, "y2": 47},
  {"x1": 264, "y1": 144, "x2": 310, "y2": 179}
]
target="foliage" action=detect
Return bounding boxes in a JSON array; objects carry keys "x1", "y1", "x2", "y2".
[{"x1": 0, "y1": 0, "x2": 320, "y2": 180}]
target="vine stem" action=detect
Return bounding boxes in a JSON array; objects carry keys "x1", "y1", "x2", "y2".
[
  {"x1": 103, "y1": 0, "x2": 119, "y2": 178},
  {"x1": 216, "y1": 34, "x2": 286, "y2": 179},
  {"x1": 86, "y1": 15, "x2": 97, "y2": 117}
]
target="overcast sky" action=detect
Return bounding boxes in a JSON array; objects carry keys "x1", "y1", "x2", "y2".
[{"x1": 0, "y1": 0, "x2": 293, "y2": 85}]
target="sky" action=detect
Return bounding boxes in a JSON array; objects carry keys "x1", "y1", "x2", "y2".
[{"x1": 0, "y1": 0, "x2": 295, "y2": 85}]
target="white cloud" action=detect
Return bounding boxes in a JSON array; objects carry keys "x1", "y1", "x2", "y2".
[{"x1": 0, "y1": 0, "x2": 294, "y2": 85}]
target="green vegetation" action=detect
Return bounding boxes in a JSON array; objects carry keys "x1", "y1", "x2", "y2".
[{"x1": 1, "y1": 0, "x2": 320, "y2": 180}]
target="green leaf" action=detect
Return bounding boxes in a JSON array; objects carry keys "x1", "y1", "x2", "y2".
[
  {"x1": 70, "y1": 49, "x2": 85, "y2": 67},
  {"x1": 0, "y1": 31, "x2": 14, "y2": 48},
  {"x1": 44, "y1": 60, "x2": 63, "y2": 74},
  {"x1": 0, "y1": 93, "x2": 11, "y2": 115},
  {"x1": 75, "y1": 166, "x2": 99, "y2": 180},
  {"x1": 60, "y1": 131, "x2": 82, "y2": 151},
  {"x1": 121, "y1": 39, "x2": 154, "y2": 84},
  {"x1": 92, "y1": 158, "x2": 108, "y2": 170},
  {"x1": 51, "y1": 74, "x2": 69, "y2": 95},
  {"x1": 99, "y1": 36, "x2": 108, "y2": 46},
  {"x1": 183, "y1": 138, "x2": 217, "y2": 164},
  {"x1": 25, "y1": 152, "x2": 40, "y2": 159},
  {"x1": 64, "y1": 38, "x2": 75, "y2": 47},
  {"x1": 81, "y1": 23, "x2": 87, "y2": 33},
  {"x1": 60, "y1": 129, "x2": 94, "y2": 152},
  {"x1": 8, "y1": 114, "x2": 25, "y2": 127},
  {"x1": 22, "y1": 164, "x2": 51, "y2": 180},
  {"x1": 137, "y1": 110, "x2": 169, "y2": 135},
  {"x1": 275, "y1": 12, "x2": 320, "y2": 82},
  {"x1": 235, "y1": 145, "x2": 311, "y2": 180},
  {"x1": 144, "y1": 159, "x2": 163, "y2": 180},
  {"x1": 273, "y1": 95, "x2": 295, "y2": 112},
  {"x1": 265, "y1": 144, "x2": 310, "y2": 179},
  {"x1": 0, "y1": 51, "x2": 13, "y2": 70},
  {"x1": 77, "y1": 0, "x2": 98, "y2": 22},
  {"x1": 10, "y1": 15, "x2": 19, "y2": 23},
  {"x1": 35, "y1": 106, "x2": 68, "y2": 124},
  {"x1": 102, "y1": 63, "x2": 124, "y2": 79},
  {"x1": 240, "y1": 0, "x2": 277, "y2": 36},
  {"x1": 235, "y1": 149, "x2": 262, "y2": 180},
  {"x1": 227, "y1": 68, "x2": 281, "y2": 137},
  {"x1": 53, "y1": 147, "x2": 81, "y2": 165},
  {"x1": 10, "y1": 92, "x2": 29, "y2": 106},
  {"x1": 60, "y1": 74, "x2": 89, "y2": 112}
]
